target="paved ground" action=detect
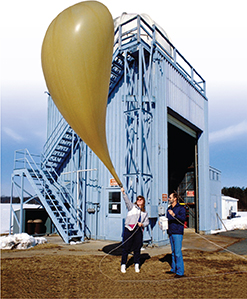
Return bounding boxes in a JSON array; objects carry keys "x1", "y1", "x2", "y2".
[
  {"x1": 43, "y1": 228, "x2": 247, "y2": 257},
  {"x1": 2, "y1": 229, "x2": 246, "y2": 259},
  {"x1": 101, "y1": 229, "x2": 247, "y2": 257},
  {"x1": 217, "y1": 230, "x2": 247, "y2": 255},
  {"x1": 182, "y1": 229, "x2": 247, "y2": 255}
]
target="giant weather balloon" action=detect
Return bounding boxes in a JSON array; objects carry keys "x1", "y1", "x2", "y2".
[{"x1": 41, "y1": 1, "x2": 122, "y2": 187}]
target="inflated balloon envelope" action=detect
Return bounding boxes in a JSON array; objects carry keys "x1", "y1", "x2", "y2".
[{"x1": 41, "y1": 1, "x2": 122, "y2": 187}]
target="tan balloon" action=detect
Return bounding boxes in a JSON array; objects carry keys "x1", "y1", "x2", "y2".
[{"x1": 41, "y1": 1, "x2": 122, "y2": 186}]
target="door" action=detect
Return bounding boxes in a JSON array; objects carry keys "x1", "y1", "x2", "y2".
[
  {"x1": 105, "y1": 189, "x2": 125, "y2": 241},
  {"x1": 168, "y1": 116, "x2": 199, "y2": 230}
]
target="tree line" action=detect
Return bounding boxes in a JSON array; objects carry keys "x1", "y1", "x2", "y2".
[{"x1": 222, "y1": 186, "x2": 247, "y2": 211}]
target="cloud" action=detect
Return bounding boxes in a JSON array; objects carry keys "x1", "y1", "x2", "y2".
[
  {"x1": 3, "y1": 127, "x2": 25, "y2": 142},
  {"x1": 209, "y1": 120, "x2": 247, "y2": 144}
]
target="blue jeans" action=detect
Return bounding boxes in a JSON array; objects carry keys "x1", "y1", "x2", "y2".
[{"x1": 169, "y1": 234, "x2": 184, "y2": 275}]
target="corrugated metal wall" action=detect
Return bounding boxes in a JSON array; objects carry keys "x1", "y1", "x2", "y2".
[
  {"x1": 44, "y1": 14, "x2": 220, "y2": 243},
  {"x1": 165, "y1": 60, "x2": 205, "y2": 131}
]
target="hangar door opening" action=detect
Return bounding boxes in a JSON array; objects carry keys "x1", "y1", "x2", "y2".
[{"x1": 168, "y1": 115, "x2": 198, "y2": 230}]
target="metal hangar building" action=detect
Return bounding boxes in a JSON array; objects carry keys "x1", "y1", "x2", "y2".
[{"x1": 10, "y1": 13, "x2": 222, "y2": 245}]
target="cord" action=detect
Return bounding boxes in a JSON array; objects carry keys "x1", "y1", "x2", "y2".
[
  {"x1": 99, "y1": 224, "x2": 141, "y2": 280},
  {"x1": 99, "y1": 212, "x2": 247, "y2": 281}
]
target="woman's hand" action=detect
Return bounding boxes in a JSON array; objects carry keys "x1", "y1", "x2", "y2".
[
  {"x1": 121, "y1": 187, "x2": 125, "y2": 195},
  {"x1": 137, "y1": 222, "x2": 143, "y2": 227}
]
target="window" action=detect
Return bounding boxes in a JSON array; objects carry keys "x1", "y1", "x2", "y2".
[{"x1": 109, "y1": 192, "x2": 121, "y2": 214}]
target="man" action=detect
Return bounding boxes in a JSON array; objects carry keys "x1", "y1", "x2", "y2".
[{"x1": 166, "y1": 192, "x2": 186, "y2": 278}]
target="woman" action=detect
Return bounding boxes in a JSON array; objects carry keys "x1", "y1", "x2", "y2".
[{"x1": 120, "y1": 187, "x2": 149, "y2": 273}]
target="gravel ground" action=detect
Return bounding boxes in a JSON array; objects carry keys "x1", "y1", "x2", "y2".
[{"x1": 1, "y1": 230, "x2": 247, "y2": 298}]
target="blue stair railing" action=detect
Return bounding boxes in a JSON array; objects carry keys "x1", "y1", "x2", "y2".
[
  {"x1": 42, "y1": 118, "x2": 77, "y2": 171},
  {"x1": 13, "y1": 149, "x2": 83, "y2": 243}
]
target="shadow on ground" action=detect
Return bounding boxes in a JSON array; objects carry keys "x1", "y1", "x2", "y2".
[
  {"x1": 159, "y1": 253, "x2": 172, "y2": 267},
  {"x1": 102, "y1": 242, "x2": 123, "y2": 256},
  {"x1": 102, "y1": 242, "x2": 151, "y2": 268}
]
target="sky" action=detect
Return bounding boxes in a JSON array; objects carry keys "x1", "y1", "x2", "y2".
[{"x1": 1, "y1": 0, "x2": 247, "y2": 196}]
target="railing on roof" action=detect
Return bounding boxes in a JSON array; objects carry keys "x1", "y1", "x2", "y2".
[
  {"x1": 113, "y1": 15, "x2": 206, "y2": 97},
  {"x1": 209, "y1": 166, "x2": 221, "y2": 182}
]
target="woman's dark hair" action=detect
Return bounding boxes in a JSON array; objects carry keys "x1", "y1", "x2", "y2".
[{"x1": 134, "y1": 195, "x2": 146, "y2": 212}]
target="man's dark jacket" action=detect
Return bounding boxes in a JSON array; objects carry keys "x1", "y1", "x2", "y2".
[{"x1": 167, "y1": 203, "x2": 186, "y2": 235}]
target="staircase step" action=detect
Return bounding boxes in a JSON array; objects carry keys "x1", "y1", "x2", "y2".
[
  {"x1": 59, "y1": 140, "x2": 72, "y2": 146},
  {"x1": 54, "y1": 211, "x2": 66, "y2": 217},
  {"x1": 48, "y1": 156, "x2": 62, "y2": 163},
  {"x1": 52, "y1": 151, "x2": 66, "y2": 157},
  {"x1": 50, "y1": 205, "x2": 63, "y2": 211},
  {"x1": 61, "y1": 223, "x2": 74, "y2": 229},
  {"x1": 47, "y1": 199, "x2": 59, "y2": 206},
  {"x1": 68, "y1": 230, "x2": 79, "y2": 236},
  {"x1": 62, "y1": 134, "x2": 73, "y2": 141}
]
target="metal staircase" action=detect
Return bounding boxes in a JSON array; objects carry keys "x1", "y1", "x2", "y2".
[
  {"x1": 12, "y1": 149, "x2": 83, "y2": 243},
  {"x1": 10, "y1": 49, "x2": 127, "y2": 243},
  {"x1": 109, "y1": 49, "x2": 125, "y2": 95},
  {"x1": 42, "y1": 117, "x2": 77, "y2": 172}
]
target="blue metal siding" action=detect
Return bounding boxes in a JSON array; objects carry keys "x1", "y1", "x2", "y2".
[
  {"x1": 38, "y1": 14, "x2": 218, "y2": 243},
  {"x1": 106, "y1": 78, "x2": 125, "y2": 185},
  {"x1": 165, "y1": 60, "x2": 205, "y2": 131},
  {"x1": 209, "y1": 167, "x2": 222, "y2": 231}
]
